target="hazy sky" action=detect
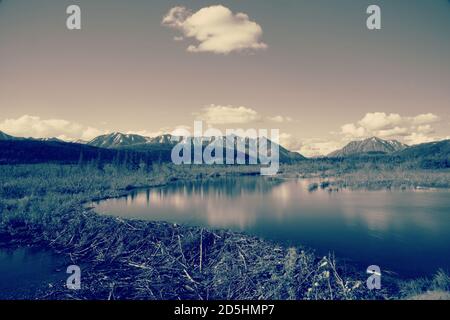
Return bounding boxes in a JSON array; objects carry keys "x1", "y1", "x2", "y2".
[{"x1": 0, "y1": 0, "x2": 449, "y2": 155}]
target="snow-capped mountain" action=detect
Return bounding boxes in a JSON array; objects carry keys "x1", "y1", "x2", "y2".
[
  {"x1": 328, "y1": 137, "x2": 408, "y2": 157},
  {"x1": 73, "y1": 139, "x2": 88, "y2": 144},
  {"x1": 87, "y1": 132, "x2": 151, "y2": 148},
  {"x1": 146, "y1": 134, "x2": 176, "y2": 145},
  {"x1": 34, "y1": 137, "x2": 64, "y2": 143},
  {"x1": 87, "y1": 132, "x2": 305, "y2": 162}
]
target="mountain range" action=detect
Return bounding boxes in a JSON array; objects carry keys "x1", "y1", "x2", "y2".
[
  {"x1": 0, "y1": 130, "x2": 305, "y2": 164},
  {"x1": 0, "y1": 130, "x2": 449, "y2": 167},
  {"x1": 86, "y1": 132, "x2": 305, "y2": 163},
  {"x1": 88, "y1": 133, "x2": 176, "y2": 148},
  {"x1": 0, "y1": 131, "x2": 64, "y2": 143}
]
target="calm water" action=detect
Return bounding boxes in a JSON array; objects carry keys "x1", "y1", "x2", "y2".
[
  {"x1": 94, "y1": 177, "x2": 450, "y2": 277},
  {"x1": 0, "y1": 247, "x2": 68, "y2": 299}
]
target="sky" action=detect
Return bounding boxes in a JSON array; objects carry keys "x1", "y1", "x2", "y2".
[{"x1": 0, "y1": 0, "x2": 449, "y2": 156}]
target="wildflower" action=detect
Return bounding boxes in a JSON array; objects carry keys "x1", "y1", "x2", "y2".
[
  {"x1": 314, "y1": 282, "x2": 319, "y2": 287},
  {"x1": 323, "y1": 271, "x2": 330, "y2": 278}
]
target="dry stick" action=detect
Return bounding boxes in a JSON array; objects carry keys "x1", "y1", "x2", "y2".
[
  {"x1": 237, "y1": 245, "x2": 247, "y2": 271},
  {"x1": 328, "y1": 256, "x2": 347, "y2": 299},
  {"x1": 199, "y1": 228, "x2": 203, "y2": 273},
  {"x1": 67, "y1": 234, "x2": 76, "y2": 246},
  {"x1": 108, "y1": 283, "x2": 115, "y2": 300},
  {"x1": 49, "y1": 227, "x2": 67, "y2": 245},
  {"x1": 183, "y1": 269, "x2": 204, "y2": 300},
  {"x1": 327, "y1": 275, "x2": 334, "y2": 300},
  {"x1": 177, "y1": 235, "x2": 187, "y2": 266},
  {"x1": 115, "y1": 217, "x2": 142, "y2": 231}
]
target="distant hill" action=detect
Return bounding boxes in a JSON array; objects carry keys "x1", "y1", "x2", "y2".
[
  {"x1": 0, "y1": 131, "x2": 152, "y2": 165},
  {"x1": 0, "y1": 140, "x2": 118, "y2": 164},
  {"x1": 394, "y1": 139, "x2": 450, "y2": 168},
  {"x1": 396, "y1": 139, "x2": 450, "y2": 158},
  {"x1": 0, "y1": 131, "x2": 64, "y2": 143},
  {"x1": 328, "y1": 137, "x2": 408, "y2": 157}
]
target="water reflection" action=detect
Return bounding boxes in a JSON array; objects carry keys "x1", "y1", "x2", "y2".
[{"x1": 94, "y1": 176, "x2": 450, "y2": 276}]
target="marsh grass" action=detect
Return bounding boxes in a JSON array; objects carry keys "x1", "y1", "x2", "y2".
[
  {"x1": 399, "y1": 269, "x2": 450, "y2": 300},
  {"x1": 282, "y1": 161, "x2": 450, "y2": 190}
]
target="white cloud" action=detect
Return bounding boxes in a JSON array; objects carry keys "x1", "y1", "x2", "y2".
[
  {"x1": 279, "y1": 133, "x2": 302, "y2": 151},
  {"x1": 162, "y1": 5, "x2": 267, "y2": 54},
  {"x1": 0, "y1": 115, "x2": 105, "y2": 141},
  {"x1": 126, "y1": 130, "x2": 163, "y2": 137},
  {"x1": 162, "y1": 6, "x2": 192, "y2": 29},
  {"x1": 411, "y1": 113, "x2": 439, "y2": 125},
  {"x1": 403, "y1": 133, "x2": 437, "y2": 145},
  {"x1": 377, "y1": 126, "x2": 409, "y2": 138},
  {"x1": 278, "y1": 134, "x2": 344, "y2": 158},
  {"x1": 267, "y1": 115, "x2": 293, "y2": 123},
  {"x1": 416, "y1": 124, "x2": 435, "y2": 134},
  {"x1": 127, "y1": 125, "x2": 192, "y2": 138},
  {"x1": 358, "y1": 112, "x2": 403, "y2": 131},
  {"x1": 341, "y1": 123, "x2": 366, "y2": 138},
  {"x1": 195, "y1": 104, "x2": 262, "y2": 125},
  {"x1": 339, "y1": 112, "x2": 443, "y2": 145},
  {"x1": 299, "y1": 139, "x2": 344, "y2": 158},
  {"x1": 79, "y1": 127, "x2": 105, "y2": 141}
]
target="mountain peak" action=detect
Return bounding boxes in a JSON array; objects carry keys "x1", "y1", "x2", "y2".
[
  {"x1": 328, "y1": 137, "x2": 408, "y2": 157},
  {"x1": 88, "y1": 132, "x2": 150, "y2": 148}
]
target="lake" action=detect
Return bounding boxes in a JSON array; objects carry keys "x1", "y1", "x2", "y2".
[
  {"x1": 0, "y1": 247, "x2": 68, "y2": 299},
  {"x1": 94, "y1": 176, "x2": 450, "y2": 278}
]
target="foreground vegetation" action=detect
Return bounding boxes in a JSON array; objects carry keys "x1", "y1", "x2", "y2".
[{"x1": 0, "y1": 162, "x2": 449, "y2": 300}]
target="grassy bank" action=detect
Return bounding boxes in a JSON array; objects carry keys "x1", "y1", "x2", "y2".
[
  {"x1": 281, "y1": 160, "x2": 450, "y2": 190},
  {"x1": 0, "y1": 163, "x2": 448, "y2": 300}
]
